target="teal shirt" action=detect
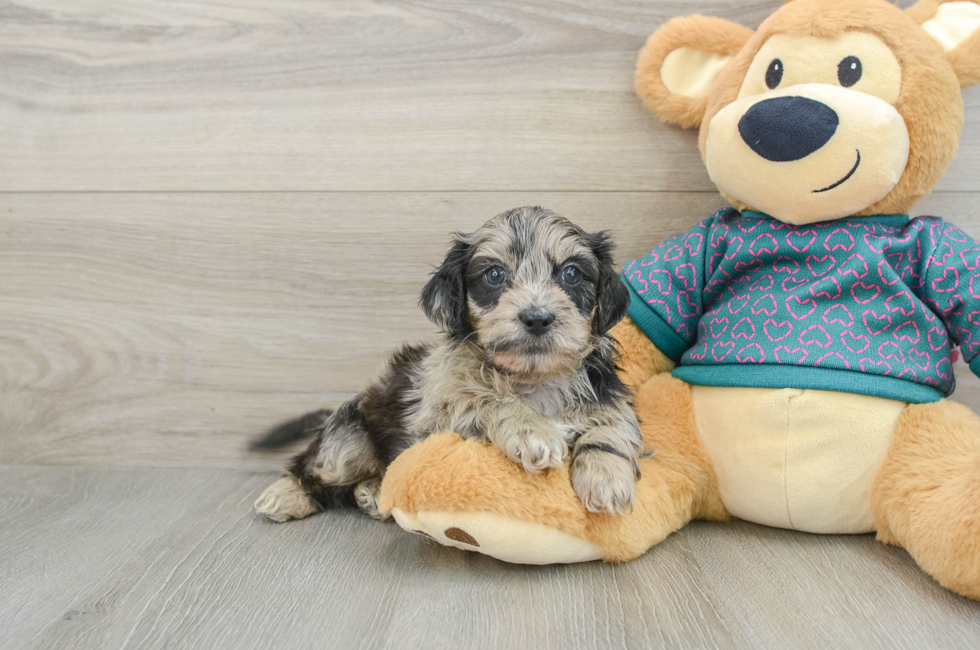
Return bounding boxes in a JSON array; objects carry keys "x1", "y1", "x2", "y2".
[{"x1": 622, "y1": 208, "x2": 980, "y2": 403}]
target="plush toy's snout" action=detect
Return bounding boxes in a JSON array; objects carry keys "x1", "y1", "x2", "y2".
[
  {"x1": 706, "y1": 83, "x2": 910, "y2": 223},
  {"x1": 737, "y1": 95, "x2": 838, "y2": 162}
]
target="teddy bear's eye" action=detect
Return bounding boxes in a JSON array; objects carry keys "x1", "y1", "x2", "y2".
[
  {"x1": 765, "y1": 58, "x2": 783, "y2": 89},
  {"x1": 838, "y1": 56, "x2": 862, "y2": 87}
]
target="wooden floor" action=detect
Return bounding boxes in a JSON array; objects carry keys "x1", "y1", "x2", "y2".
[
  {"x1": 3, "y1": 0, "x2": 980, "y2": 646},
  {"x1": 2, "y1": 465, "x2": 979, "y2": 650}
]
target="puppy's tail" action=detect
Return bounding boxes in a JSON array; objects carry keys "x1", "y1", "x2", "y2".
[{"x1": 249, "y1": 408, "x2": 334, "y2": 450}]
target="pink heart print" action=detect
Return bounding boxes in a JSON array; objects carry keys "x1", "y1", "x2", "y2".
[{"x1": 624, "y1": 210, "x2": 975, "y2": 399}]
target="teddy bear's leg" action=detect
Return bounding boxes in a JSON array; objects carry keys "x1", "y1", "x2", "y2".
[
  {"x1": 379, "y1": 371, "x2": 727, "y2": 564},
  {"x1": 870, "y1": 400, "x2": 980, "y2": 600}
]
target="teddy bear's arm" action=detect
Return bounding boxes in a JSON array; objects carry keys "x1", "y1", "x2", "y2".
[
  {"x1": 611, "y1": 316, "x2": 675, "y2": 392},
  {"x1": 918, "y1": 222, "x2": 980, "y2": 377},
  {"x1": 617, "y1": 210, "x2": 737, "y2": 391}
]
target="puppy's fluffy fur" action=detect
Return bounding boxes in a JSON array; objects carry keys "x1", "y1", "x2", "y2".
[{"x1": 254, "y1": 206, "x2": 642, "y2": 522}]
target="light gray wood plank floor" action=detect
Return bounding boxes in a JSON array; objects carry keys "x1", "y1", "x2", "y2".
[{"x1": 2, "y1": 465, "x2": 979, "y2": 650}]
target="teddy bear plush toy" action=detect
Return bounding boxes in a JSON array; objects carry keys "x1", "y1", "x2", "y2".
[{"x1": 379, "y1": 0, "x2": 980, "y2": 600}]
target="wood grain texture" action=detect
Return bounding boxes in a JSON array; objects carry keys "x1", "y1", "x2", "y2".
[
  {"x1": 0, "y1": 191, "x2": 724, "y2": 468},
  {"x1": 4, "y1": 192, "x2": 980, "y2": 469},
  {"x1": 1, "y1": 0, "x2": 978, "y2": 192},
  {"x1": 0, "y1": 465, "x2": 977, "y2": 650}
]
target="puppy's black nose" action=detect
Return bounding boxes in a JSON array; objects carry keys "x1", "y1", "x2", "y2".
[
  {"x1": 519, "y1": 310, "x2": 555, "y2": 336},
  {"x1": 738, "y1": 96, "x2": 839, "y2": 162}
]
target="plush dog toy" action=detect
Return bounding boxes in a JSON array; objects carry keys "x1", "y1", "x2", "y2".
[{"x1": 379, "y1": 0, "x2": 980, "y2": 599}]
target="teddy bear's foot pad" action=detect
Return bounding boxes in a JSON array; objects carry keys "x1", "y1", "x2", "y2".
[{"x1": 390, "y1": 508, "x2": 603, "y2": 564}]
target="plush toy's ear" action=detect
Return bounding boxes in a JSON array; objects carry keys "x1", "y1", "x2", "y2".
[
  {"x1": 635, "y1": 16, "x2": 754, "y2": 129},
  {"x1": 908, "y1": 0, "x2": 980, "y2": 87}
]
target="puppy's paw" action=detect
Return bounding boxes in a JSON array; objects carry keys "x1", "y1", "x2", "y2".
[
  {"x1": 354, "y1": 478, "x2": 389, "y2": 521},
  {"x1": 571, "y1": 450, "x2": 637, "y2": 515},
  {"x1": 496, "y1": 422, "x2": 568, "y2": 473},
  {"x1": 254, "y1": 476, "x2": 317, "y2": 522}
]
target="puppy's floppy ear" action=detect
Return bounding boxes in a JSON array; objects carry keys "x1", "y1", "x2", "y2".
[
  {"x1": 586, "y1": 231, "x2": 631, "y2": 334},
  {"x1": 908, "y1": 0, "x2": 980, "y2": 87},
  {"x1": 636, "y1": 15, "x2": 754, "y2": 128},
  {"x1": 419, "y1": 234, "x2": 474, "y2": 335}
]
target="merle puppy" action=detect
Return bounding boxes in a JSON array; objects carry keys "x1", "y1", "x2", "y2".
[{"x1": 254, "y1": 206, "x2": 643, "y2": 522}]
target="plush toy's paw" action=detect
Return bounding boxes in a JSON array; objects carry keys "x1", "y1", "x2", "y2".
[
  {"x1": 571, "y1": 450, "x2": 637, "y2": 515},
  {"x1": 380, "y1": 431, "x2": 610, "y2": 563},
  {"x1": 495, "y1": 420, "x2": 568, "y2": 472},
  {"x1": 388, "y1": 508, "x2": 603, "y2": 565},
  {"x1": 378, "y1": 429, "x2": 680, "y2": 564}
]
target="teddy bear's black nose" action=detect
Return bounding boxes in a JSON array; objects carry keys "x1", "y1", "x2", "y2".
[{"x1": 738, "y1": 96, "x2": 839, "y2": 162}]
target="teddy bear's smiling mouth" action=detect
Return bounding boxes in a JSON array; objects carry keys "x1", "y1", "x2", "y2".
[{"x1": 813, "y1": 149, "x2": 861, "y2": 193}]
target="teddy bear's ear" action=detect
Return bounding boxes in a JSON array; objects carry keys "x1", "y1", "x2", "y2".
[
  {"x1": 907, "y1": 0, "x2": 980, "y2": 87},
  {"x1": 635, "y1": 16, "x2": 754, "y2": 129}
]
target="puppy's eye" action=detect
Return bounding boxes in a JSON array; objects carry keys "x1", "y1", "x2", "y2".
[
  {"x1": 560, "y1": 265, "x2": 582, "y2": 285},
  {"x1": 484, "y1": 266, "x2": 507, "y2": 286},
  {"x1": 765, "y1": 59, "x2": 783, "y2": 89},
  {"x1": 837, "y1": 56, "x2": 862, "y2": 87}
]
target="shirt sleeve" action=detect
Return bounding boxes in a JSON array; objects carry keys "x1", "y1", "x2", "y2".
[
  {"x1": 621, "y1": 212, "x2": 724, "y2": 362},
  {"x1": 921, "y1": 221, "x2": 980, "y2": 377}
]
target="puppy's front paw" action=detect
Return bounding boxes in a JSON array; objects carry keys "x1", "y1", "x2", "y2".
[
  {"x1": 354, "y1": 478, "x2": 389, "y2": 521},
  {"x1": 571, "y1": 450, "x2": 637, "y2": 515},
  {"x1": 496, "y1": 422, "x2": 567, "y2": 473}
]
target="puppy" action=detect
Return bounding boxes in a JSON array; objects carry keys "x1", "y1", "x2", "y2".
[{"x1": 254, "y1": 206, "x2": 643, "y2": 523}]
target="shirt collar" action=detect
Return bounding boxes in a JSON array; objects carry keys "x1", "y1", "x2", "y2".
[{"x1": 740, "y1": 209, "x2": 910, "y2": 226}]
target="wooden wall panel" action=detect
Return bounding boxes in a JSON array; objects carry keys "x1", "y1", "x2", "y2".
[
  {"x1": 3, "y1": 0, "x2": 980, "y2": 468},
  {"x1": 2, "y1": 192, "x2": 980, "y2": 468},
  {"x1": 0, "y1": 191, "x2": 721, "y2": 467},
  {"x1": 1, "y1": 0, "x2": 977, "y2": 192}
]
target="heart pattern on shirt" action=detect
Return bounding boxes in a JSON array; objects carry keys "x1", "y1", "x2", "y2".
[{"x1": 626, "y1": 209, "x2": 973, "y2": 397}]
